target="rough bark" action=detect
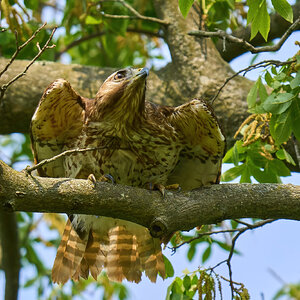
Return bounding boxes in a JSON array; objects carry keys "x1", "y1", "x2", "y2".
[
  {"x1": 216, "y1": 3, "x2": 300, "y2": 62},
  {"x1": 1, "y1": 160, "x2": 299, "y2": 239},
  {"x1": 0, "y1": 211, "x2": 20, "y2": 300}
]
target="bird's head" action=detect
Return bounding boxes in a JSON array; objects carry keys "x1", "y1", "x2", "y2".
[{"x1": 92, "y1": 67, "x2": 149, "y2": 125}]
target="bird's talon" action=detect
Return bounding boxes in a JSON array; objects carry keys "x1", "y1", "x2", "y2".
[
  {"x1": 99, "y1": 174, "x2": 115, "y2": 184},
  {"x1": 88, "y1": 174, "x2": 97, "y2": 185},
  {"x1": 165, "y1": 183, "x2": 181, "y2": 192}
]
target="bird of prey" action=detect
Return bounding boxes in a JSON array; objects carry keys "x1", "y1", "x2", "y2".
[{"x1": 30, "y1": 67, "x2": 225, "y2": 284}]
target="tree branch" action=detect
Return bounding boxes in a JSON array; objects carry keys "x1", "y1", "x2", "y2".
[
  {"x1": 189, "y1": 17, "x2": 300, "y2": 55},
  {"x1": 0, "y1": 160, "x2": 299, "y2": 239},
  {"x1": 95, "y1": 0, "x2": 169, "y2": 25},
  {"x1": 0, "y1": 24, "x2": 57, "y2": 100},
  {"x1": 215, "y1": 2, "x2": 300, "y2": 61}
]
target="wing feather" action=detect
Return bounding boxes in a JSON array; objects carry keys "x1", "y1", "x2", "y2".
[
  {"x1": 165, "y1": 99, "x2": 226, "y2": 190},
  {"x1": 30, "y1": 79, "x2": 86, "y2": 177}
]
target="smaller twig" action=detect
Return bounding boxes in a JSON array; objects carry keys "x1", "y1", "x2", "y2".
[
  {"x1": 25, "y1": 147, "x2": 102, "y2": 174},
  {"x1": 171, "y1": 228, "x2": 241, "y2": 250},
  {"x1": 173, "y1": 218, "x2": 276, "y2": 250},
  {"x1": 116, "y1": 0, "x2": 169, "y2": 25},
  {"x1": 25, "y1": 146, "x2": 129, "y2": 174},
  {"x1": 189, "y1": 16, "x2": 300, "y2": 54},
  {"x1": 96, "y1": 0, "x2": 169, "y2": 25},
  {"x1": 0, "y1": 26, "x2": 57, "y2": 100},
  {"x1": 211, "y1": 59, "x2": 296, "y2": 104},
  {"x1": 232, "y1": 219, "x2": 252, "y2": 227},
  {"x1": 0, "y1": 23, "x2": 47, "y2": 78}
]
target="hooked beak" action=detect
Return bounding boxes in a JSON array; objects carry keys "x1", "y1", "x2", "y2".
[{"x1": 135, "y1": 67, "x2": 149, "y2": 79}]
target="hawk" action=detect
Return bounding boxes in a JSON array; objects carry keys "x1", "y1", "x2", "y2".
[{"x1": 30, "y1": 67, "x2": 225, "y2": 284}]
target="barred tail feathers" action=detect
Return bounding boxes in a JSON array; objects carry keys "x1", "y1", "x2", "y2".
[
  {"x1": 51, "y1": 219, "x2": 88, "y2": 284},
  {"x1": 52, "y1": 217, "x2": 165, "y2": 284}
]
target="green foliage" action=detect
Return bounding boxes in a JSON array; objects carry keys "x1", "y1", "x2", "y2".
[
  {"x1": 273, "y1": 282, "x2": 300, "y2": 299},
  {"x1": 247, "y1": 0, "x2": 293, "y2": 41},
  {"x1": 222, "y1": 55, "x2": 299, "y2": 183},
  {"x1": 165, "y1": 269, "x2": 250, "y2": 299},
  {"x1": 178, "y1": 0, "x2": 195, "y2": 18}
]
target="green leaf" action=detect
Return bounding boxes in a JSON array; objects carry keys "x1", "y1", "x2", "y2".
[
  {"x1": 240, "y1": 163, "x2": 252, "y2": 183},
  {"x1": 24, "y1": 0, "x2": 39, "y2": 10},
  {"x1": 263, "y1": 93, "x2": 294, "y2": 114},
  {"x1": 269, "y1": 109, "x2": 292, "y2": 144},
  {"x1": 232, "y1": 142, "x2": 239, "y2": 166},
  {"x1": 187, "y1": 243, "x2": 196, "y2": 261},
  {"x1": 271, "y1": 0, "x2": 293, "y2": 23},
  {"x1": 221, "y1": 164, "x2": 244, "y2": 182},
  {"x1": 178, "y1": 0, "x2": 194, "y2": 18},
  {"x1": 249, "y1": 0, "x2": 270, "y2": 41},
  {"x1": 271, "y1": 66, "x2": 278, "y2": 75},
  {"x1": 183, "y1": 275, "x2": 191, "y2": 290},
  {"x1": 247, "y1": 80, "x2": 259, "y2": 108},
  {"x1": 269, "y1": 159, "x2": 291, "y2": 176},
  {"x1": 247, "y1": 0, "x2": 260, "y2": 24},
  {"x1": 164, "y1": 255, "x2": 175, "y2": 278},
  {"x1": 291, "y1": 99, "x2": 300, "y2": 141},
  {"x1": 265, "y1": 71, "x2": 273, "y2": 86},
  {"x1": 276, "y1": 149, "x2": 296, "y2": 165},
  {"x1": 202, "y1": 246, "x2": 212, "y2": 263},
  {"x1": 275, "y1": 149, "x2": 285, "y2": 160},
  {"x1": 258, "y1": 78, "x2": 268, "y2": 103},
  {"x1": 85, "y1": 15, "x2": 102, "y2": 25},
  {"x1": 290, "y1": 71, "x2": 300, "y2": 89}
]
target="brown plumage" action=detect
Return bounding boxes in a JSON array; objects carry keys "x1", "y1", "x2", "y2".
[{"x1": 30, "y1": 67, "x2": 225, "y2": 284}]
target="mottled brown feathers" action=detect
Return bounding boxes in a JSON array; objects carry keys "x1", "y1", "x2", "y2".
[{"x1": 31, "y1": 67, "x2": 225, "y2": 284}]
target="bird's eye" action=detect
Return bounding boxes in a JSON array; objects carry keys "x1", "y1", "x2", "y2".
[{"x1": 114, "y1": 71, "x2": 126, "y2": 81}]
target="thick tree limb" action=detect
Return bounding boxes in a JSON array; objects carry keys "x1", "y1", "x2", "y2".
[
  {"x1": 0, "y1": 160, "x2": 299, "y2": 239},
  {"x1": 0, "y1": 211, "x2": 20, "y2": 300}
]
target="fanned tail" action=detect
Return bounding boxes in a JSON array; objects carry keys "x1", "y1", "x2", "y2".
[{"x1": 52, "y1": 218, "x2": 165, "y2": 284}]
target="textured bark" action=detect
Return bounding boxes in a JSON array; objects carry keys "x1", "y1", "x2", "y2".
[
  {"x1": 1, "y1": 160, "x2": 300, "y2": 238},
  {"x1": 216, "y1": 3, "x2": 300, "y2": 62},
  {"x1": 0, "y1": 211, "x2": 20, "y2": 300}
]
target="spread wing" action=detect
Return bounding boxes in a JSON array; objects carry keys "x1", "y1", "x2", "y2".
[
  {"x1": 30, "y1": 79, "x2": 86, "y2": 177},
  {"x1": 165, "y1": 99, "x2": 226, "y2": 190}
]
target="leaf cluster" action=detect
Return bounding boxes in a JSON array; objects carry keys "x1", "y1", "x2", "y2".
[
  {"x1": 222, "y1": 54, "x2": 300, "y2": 183},
  {"x1": 165, "y1": 269, "x2": 250, "y2": 299}
]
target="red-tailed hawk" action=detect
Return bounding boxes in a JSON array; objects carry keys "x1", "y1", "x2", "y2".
[{"x1": 30, "y1": 67, "x2": 225, "y2": 284}]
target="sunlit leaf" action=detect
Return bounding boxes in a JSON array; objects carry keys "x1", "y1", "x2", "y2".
[
  {"x1": 263, "y1": 93, "x2": 294, "y2": 114},
  {"x1": 221, "y1": 164, "x2": 244, "y2": 182},
  {"x1": 178, "y1": 0, "x2": 194, "y2": 18},
  {"x1": 164, "y1": 255, "x2": 175, "y2": 278},
  {"x1": 183, "y1": 275, "x2": 191, "y2": 290},
  {"x1": 202, "y1": 246, "x2": 212, "y2": 263},
  {"x1": 271, "y1": 0, "x2": 293, "y2": 23},
  {"x1": 269, "y1": 109, "x2": 292, "y2": 144}
]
